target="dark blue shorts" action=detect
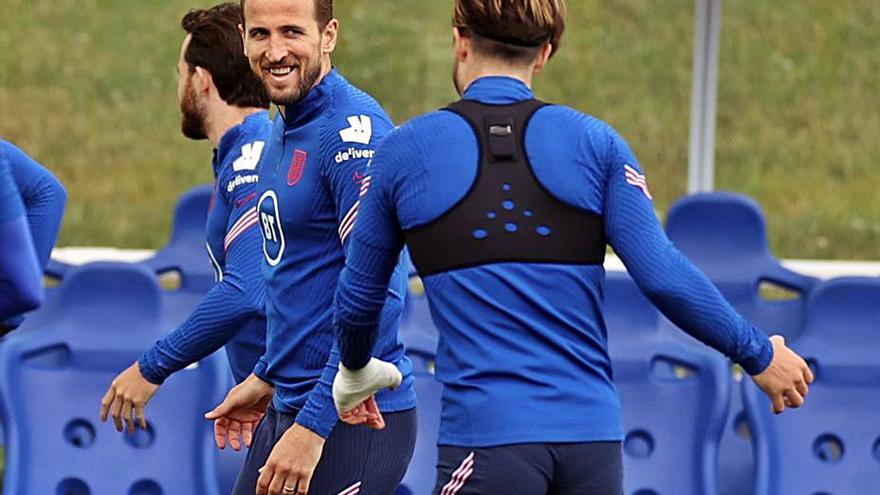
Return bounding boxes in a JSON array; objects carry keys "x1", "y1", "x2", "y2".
[
  {"x1": 233, "y1": 405, "x2": 417, "y2": 495},
  {"x1": 433, "y1": 442, "x2": 623, "y2": 495}
]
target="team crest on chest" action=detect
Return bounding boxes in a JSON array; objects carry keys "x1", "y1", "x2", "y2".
[{"x1": 287, "y1": 149, "x2": 309, "y2": 186}]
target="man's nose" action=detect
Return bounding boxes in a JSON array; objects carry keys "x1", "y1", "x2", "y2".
[{"x1": 267, "y1": 36, "x2": 287, "y2": 63}]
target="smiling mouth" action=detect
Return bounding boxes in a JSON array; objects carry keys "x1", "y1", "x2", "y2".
[{"x1": 265, "y1": 66, "x2": 296, "y2": 81}]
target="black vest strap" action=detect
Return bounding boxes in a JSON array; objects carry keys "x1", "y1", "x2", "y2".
[{"x1": 404, "y1": 99, "x2": 606, "y2": 277}]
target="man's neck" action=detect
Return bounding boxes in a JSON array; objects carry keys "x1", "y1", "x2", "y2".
[
  {"x1": 206, "y1": 106, "x2": 265, "y2": 147},
  {"x1": 278, "y1": 57, "x2": 334, "y2": 117},
  {"x1": 460, "y1": 64, "x2": 534, "y2": 95}
]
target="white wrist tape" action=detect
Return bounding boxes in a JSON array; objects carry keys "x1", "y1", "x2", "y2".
[{"x1": 332, "y1": 358, "x2": 403, "y2": 412}]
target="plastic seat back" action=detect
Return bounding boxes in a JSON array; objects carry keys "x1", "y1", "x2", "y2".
[
  {"x1": 744, "y1": 277, "x2": 880, "y2": 495},
  {"x1": 0, "y1": 262, "x2": 228, "y2": 495},
  {"x1": 610, "y1": 305, "x2": 730, "y2": 495},
  {"x1": 141, "y1": 184, "x2": 215, "y2": 293},
  {"x1": 666, "y1": 192, "x2": 817, "y2": 340}
]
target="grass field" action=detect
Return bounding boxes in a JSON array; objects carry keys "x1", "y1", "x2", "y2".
[{"x1": 1, "y1": 0, "x2": 878, "y2": 259}]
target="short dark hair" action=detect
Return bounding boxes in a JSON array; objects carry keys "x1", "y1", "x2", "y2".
[
  {"x1": 240, "y1": 0, "x2": 333, "y2": 29},
  {"x1": 182, "y1": 3, "x2": 269, "y2": 109},
  {"x1": 454, "y1": 0, "x2": 566, "y2": 63}
]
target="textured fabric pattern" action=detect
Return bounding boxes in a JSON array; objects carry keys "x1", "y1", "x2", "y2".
[
  {"x1": 139, "y1": 112, "x2": 271, "y2": 384},
  {"x1": 336, "y1": 76, "x2": 772, "y2": 447}
]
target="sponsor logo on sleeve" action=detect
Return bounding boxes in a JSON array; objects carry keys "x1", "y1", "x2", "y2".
[
  {"x1": 232, "y1": 141, "x2": 266, "y2": 172},
  {"x1": 334, "y1": 147, "x2": 375, "y2": 164},
  {"x1": 339, "y1": 115, "x2": 373, "y2": 144},
  {"x1": 227, "y1": 174, "x2": 259, "y2": 193}
]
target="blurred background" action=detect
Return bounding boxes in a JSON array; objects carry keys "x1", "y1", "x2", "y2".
[{"x1": 1, "y1": 0, "x2": 877, "y2": 259}]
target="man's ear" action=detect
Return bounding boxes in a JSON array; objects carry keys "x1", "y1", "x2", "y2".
[
  {"x1": 532, "y1": 42, "x2": 553, "y2": 75},
  {"x1": 239, "y1": 23, "x2": 248, "y2": 56},
  {"x1": 193, "y1": 66, "x2": 213, "y2": 95},
  {"x1": 453, "y1": 27, "x2": 469, "y2": 63},
  {"x1": 321, "y1": 19, "x2": 339, "y2": 54}
]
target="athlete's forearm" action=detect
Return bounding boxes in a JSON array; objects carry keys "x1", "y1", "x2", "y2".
[
  {"x1": 139, "y1": 278, "x2": 262, "y2": 384},
  {"x1": 335, "y1": 237, "x2": 402, "y2": 370}
]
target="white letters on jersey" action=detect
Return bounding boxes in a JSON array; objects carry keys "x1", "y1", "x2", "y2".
[
  {"x1": 233, "y1": 141, "x2": 266, "y2": 172},
  {"x1": 258, "y1": 190, "x2": 286, "y2": 266},
  {"x1": 339, "y1": 115, "x2": 373, "y2": 145}
]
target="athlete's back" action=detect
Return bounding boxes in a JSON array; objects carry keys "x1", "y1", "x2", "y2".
[{"x1": 349, "y1": 76, "x2": 771, "y2": 447}]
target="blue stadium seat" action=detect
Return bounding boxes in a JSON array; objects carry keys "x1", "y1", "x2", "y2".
[
  {"x1": 743, "y1": 277, "x2": 880, "y2": 495},
  {"x1": 0, "y1": 262, "x2": 230, "y2": 495},
  {"x1": 666, "y1": 192, "x2": 818, "y2": 340},
  {"x1": 141, "y1": 184, "x2": 215, "y2": 293},
  {"x1": 606, "y1": 271, "x2": 731, "y2": 495},
  {"x1": 666, "y1": 192, "x2": 819, "y2": 495}
]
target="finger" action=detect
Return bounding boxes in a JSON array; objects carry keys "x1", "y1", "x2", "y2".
[
  {"x1": 256, "y1": 464, "x2": 273, "y2": 495},
  {"x1": 242, "y1": 421, "x2": 255, "y2": 448},
  {"x1": 795, "y1": 379, "x2": 808, "y2": 397},
  {"x1": 784, "y1": 388, "x2": 804, "y2": 408},
  {"x1": 100, "y1": 386, "x2": 116, "y2": 422},
  {"x1": 297, "y1": 472, "x2": 311, "y2": 495},
  {"x1": 803, "y1": 362, "x2": 815, "y2": 384},
  {"x1": 267, "y1": 468, "x2": 288, "y2": 495},
  {"x1": 112, "y1": 396, "x2": 125, "y2": 432},
  {"x1": 205, "y1": 399, "x2": 230, "y2": 420},
  {"x1": 228, "y1": 420, "x2": 242, "y2": 451},
  {"x1": 122, "y1": 399, "x2": 135, "y2": 434},
  {"x1": 770, "y1": 394, "x2": 785, "y2": 414},
  {"x1": 214, "y1": 418, "x2": 228, "y2": 450},
  {"x1": 364, "y1": 396, "x2": 386, "y2": 430},
  {"x1": 134, "y1": 402, "x2": 147, "y2": 431}
]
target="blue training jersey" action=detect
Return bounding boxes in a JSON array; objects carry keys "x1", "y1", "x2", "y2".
[
  {"x1": 0, "y1": 158, "x2": 42, "y2": 322},
  {"x1": 335, "y1": 76, "x2": 772, "y2": 447},
  {"x1": 0, "y1": 141, "x2": 66, "y2": 328},
  {"x1": 139, "y1": 111, "x2": 271, "y2": 384},
  {"x1": 254, "y1": 69, "x2": 415, "y2": 439}
]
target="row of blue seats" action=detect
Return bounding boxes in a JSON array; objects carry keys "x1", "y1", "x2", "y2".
[
  {"x1": 2, "y1": 187, "x2": 875, "y2": 494},
  {"x1": 0, "y1": 186, "x2": 248, "y2": 494}
]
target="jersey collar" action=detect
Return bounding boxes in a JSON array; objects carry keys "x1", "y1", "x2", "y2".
[
  {"x1": 462, "y1": 76, "x2": 534, "y2": 105},
  {"x1": 279, "y1": 68, "x2": 344, "y2": 129}
]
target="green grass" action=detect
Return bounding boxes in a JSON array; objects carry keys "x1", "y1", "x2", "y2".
[{"x1": 1, "y1": 0, "x2": 877, "y2": 259}]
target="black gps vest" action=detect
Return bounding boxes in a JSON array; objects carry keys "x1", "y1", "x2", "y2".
[{"x1": 403, "y1": 99, "x2": 606, "y2": 276}]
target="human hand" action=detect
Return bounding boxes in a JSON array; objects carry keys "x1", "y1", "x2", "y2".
[
  {"x1": 751, "y1": 335, "x2": 814, "y2": 414},
  {"x1": 99, "y1": 362, "x2": 159, "y2": 433},
  {"x1": 256, "y1": 423, "x2": 325, "y2": 495},
  {"x1": 205, "y1": 373, "x2": 273, "y2": 450},
  {"x1": 332, "y1": 358, "x2": 402, "y2": 430}
]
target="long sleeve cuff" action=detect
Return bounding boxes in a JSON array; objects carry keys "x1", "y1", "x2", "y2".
[
  {"x1": 737, "y1": 328, "x2": 774, "y2": 375},
  {"x1": 295, "y1": 386, "x2": 339, "y2": 439},
  {"x1": 138, "y1": 346, "x2": 170, "y2": 385},
  {"x1": 253, "y1": 356, "x2": 270, "y2": 382}
]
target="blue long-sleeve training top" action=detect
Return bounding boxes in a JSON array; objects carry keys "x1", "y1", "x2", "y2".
[
  {"x1": 0, "y1": 141, "x2": 66, "y2": 328},
  {"x1": 254, "y1": 70, "x2": 415, "y2": 439},
  {"x1": 0, "y1": 158, "x2": 42, "y2": 322},
  {"x1": 139, "y1": 111, "x2": 271, "y2": 384},
  {"x1": 335, "y1": 76, "x2": 773, "y2": 448}
]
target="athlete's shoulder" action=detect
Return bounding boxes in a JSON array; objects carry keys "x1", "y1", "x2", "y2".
[
  {"x1": 324, "y1": 73, "x2": 393, "y2": 142},
  {"x1": 533, "y1": 104, "x2": 627, "y2": 162},
  {"x1": 218, "y1": 112, "x2": 272, "y2": 194}
]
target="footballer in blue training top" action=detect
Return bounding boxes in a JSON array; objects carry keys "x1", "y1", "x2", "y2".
[
  {"x1": 100, "y1": 4, "x2": 271, "y2": 438},
  {"x1": 205, "y1": 1, "x2": 416, "y2": 495},
  {"x1": 0, "y1": 155, "x2": 43, "y2": 324},
  {"x1": 331, "y1": 1, "x2": 815, "y2": 494},
  {"x1": 0, "y1": 140, "x2": 67, "y2": 333}
]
